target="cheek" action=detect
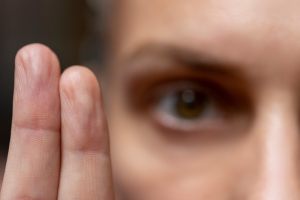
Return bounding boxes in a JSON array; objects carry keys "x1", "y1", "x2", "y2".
[{"x1": 108, "y1": 108, "x2": 258, "y2": 200}]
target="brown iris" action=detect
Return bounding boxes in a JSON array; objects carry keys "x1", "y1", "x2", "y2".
[{"x1": 175, "y1": 89, "x2": 209, "y2": 119}]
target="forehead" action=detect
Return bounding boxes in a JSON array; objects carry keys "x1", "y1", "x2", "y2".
[{"x1": 113, "y1": 0, "x2": 300, "y2": 79}]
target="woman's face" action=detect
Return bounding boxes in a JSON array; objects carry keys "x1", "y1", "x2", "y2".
[{"x1": 106, "y1": 0, "x2": 300, "y2": 199}]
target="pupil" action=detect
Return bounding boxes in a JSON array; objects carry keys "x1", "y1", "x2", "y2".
[
  {"x1": 182, "y1": 90, "x2": 196, "y2": 104},
  {"x1": 176, "y1": 89, "x2": 207, "y2": 119}
]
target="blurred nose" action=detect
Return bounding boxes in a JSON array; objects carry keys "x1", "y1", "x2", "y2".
[{"x1": 250, "y1": 90, "x2": 300, "y2": 199}]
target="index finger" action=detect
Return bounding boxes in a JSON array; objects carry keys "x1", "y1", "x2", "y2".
[{"x1": 1, "y1": 44, "x2": 61, "y2": 200}]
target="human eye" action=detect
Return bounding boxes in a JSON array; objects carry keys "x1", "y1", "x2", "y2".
[
  {"x1": 154, "y1": 85, "x2": 221, "y2": 127},
  {"x1": 143, "y1": 79, "x2": 251, "y2": 135},
  {"x1": 125, "y1": 66, "x2": 252, "y2": 137}
]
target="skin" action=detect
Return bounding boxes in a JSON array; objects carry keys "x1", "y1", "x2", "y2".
[{"x1": 2, "y1": 0, "x2": 300, "y2": 199}]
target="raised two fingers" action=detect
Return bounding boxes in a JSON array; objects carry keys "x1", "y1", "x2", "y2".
[{"x1": 0, "y1": 44, "x2": 114, "y2": 200}]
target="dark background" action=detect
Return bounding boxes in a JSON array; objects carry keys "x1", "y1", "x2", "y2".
[{"x1": 0, "y1": 0, "x2": 104, "y2": 153}]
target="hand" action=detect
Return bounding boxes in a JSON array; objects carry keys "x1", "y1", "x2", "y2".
[{"x1": 0, "y1": 44, "x2": 115, "y2": 200}]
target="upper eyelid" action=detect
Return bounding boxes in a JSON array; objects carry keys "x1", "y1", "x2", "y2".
[
  {"x1": 132, "y1": 79, "x2": 228, "y2": 112},
  {"x1": 123, "y1": 62, "x2": 250, "y2": 105},
  {"x1": 150, "y1": 81, "x2": 217, "y2": 103},
  {"x1": 141, "y1": 80, "x2": 251, "y2": 118},
  {"x1": 152, "y1": 81, "x2": 232, "y2": 111}
]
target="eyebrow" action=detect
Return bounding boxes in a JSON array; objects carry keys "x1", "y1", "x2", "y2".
[{"x1": 122, "y1": 43, "x2": 243, "y2": 77}]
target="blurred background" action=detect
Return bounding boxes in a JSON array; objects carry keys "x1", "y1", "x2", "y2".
[{"x1": 0, "y1": 0, "x2": 106, "y2": 156}]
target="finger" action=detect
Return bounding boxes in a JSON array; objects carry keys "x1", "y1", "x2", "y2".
[
  {"x1": 58, "y1": 67, "x2": 114, "y2": 200},
  {"x1": 1, "y1": 44, "x2": 61, "y2": 200}
]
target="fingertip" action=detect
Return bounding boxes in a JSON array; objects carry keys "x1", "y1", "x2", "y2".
[
  {"x1": 16, "y1": 43, "x2": 58, "y2": 61},
  {"x1": 15, "y1": 43, "x2": 60, "y2": 80},
  {"x1": 60, "y1": 66, "x2": 101, "y2": 104},
  {"x1": 61, "y1": 66, "x2": 99, "y2": 86}
]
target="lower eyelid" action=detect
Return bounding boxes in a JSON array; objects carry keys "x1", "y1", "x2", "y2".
[
  {"x1": 150, "y1": 108, "x2": 230, "y2": 134},
  {"x1": 150, "y1": 98, "x2": 247, "y2": 136}
]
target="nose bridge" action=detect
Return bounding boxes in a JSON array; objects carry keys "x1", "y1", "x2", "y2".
[{"x1": 251, "y1": 90, "x2": 300, "y2": 199}]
